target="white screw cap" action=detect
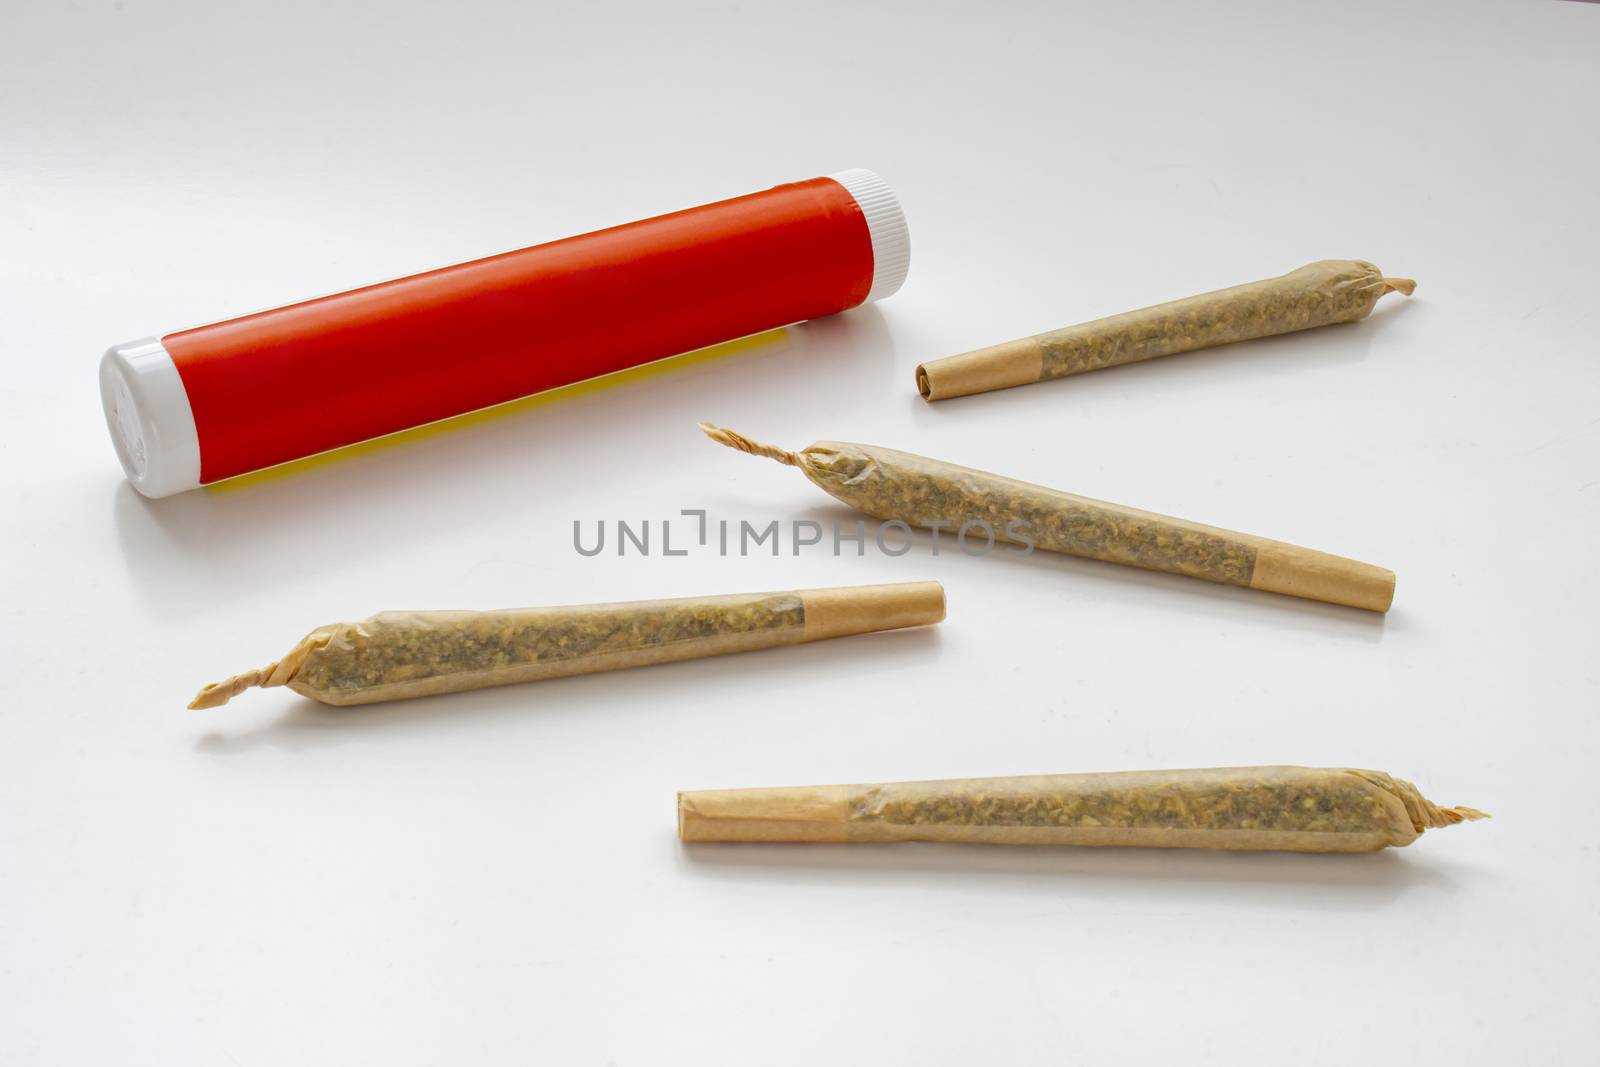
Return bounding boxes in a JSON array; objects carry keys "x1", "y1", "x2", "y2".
[{"x1": 826, "y1": 168, "x2": 910, "y2": 302}]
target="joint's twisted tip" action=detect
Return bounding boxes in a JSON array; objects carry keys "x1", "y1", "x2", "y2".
[
  {"x1": 1369, "y1": 772, "x2": 1487, "y2": 833},
  {"x1": 1383, "y1": 277, "x2": 1417, "y2": 296},
  {"x1": 1414, "y1": 792, "x2": 1489, "y2": 829},
  {"x1": 187, "y1": 665, "x2": 277, "y2": 709},
  {"x1": 697, "y1": 422, "x2": 799, "y2": 466}
]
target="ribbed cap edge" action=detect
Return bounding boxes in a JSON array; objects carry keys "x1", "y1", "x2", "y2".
[{"x1": 825, "y1": 168, "x2": 910, "y2": 302}]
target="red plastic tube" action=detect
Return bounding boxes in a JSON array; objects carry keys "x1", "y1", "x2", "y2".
[{"x1": 99, "y1": 169, "x2": 909, "y2": 497}]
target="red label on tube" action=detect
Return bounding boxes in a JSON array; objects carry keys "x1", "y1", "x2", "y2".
[{"x1": 162, "y1": 177, "x2": 875, "y2": 484}]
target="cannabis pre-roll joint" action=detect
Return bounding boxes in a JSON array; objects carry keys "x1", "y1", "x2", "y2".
[
  {"x1": 700, "y1": 423, "x2": 1395, "y2": 611},
  {"x1": 190, "y1": 582, "x2": 945, "y2": 708},
  {"x1": 916, "y1": 259, "x2": 1415, "y2": 400},
  {"x1": 679, "y1": 766, "x2": 1485, "y2": 853}
]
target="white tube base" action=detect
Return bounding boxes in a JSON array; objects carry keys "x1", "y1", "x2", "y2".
[{"x1": 99, "y1": 337, "x2": 202, "y2": 498}]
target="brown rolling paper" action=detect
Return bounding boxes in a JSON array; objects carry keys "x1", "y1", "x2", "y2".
[
  {"x1": 190, "y1": 581, "x2": 945, "y2": 708},
  {"x1": 700, "y1": 424, "x2": 1394, "y2": 611},
  {"x1": 916, "y1": 260, "x2": 1416, "y2": 401},
  {"x1": 679, "y1": 767, "x2": 1486, "y2": 853}
]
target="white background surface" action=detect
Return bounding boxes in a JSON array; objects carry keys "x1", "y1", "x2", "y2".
[{"x1": 3, "y1": 1, "x2": 1598, "y2": 1063}]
